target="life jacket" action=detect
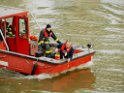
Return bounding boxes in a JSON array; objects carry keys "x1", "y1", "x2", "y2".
[
  {"x1": 61, "y1": 43, "x2": 70, "y2": 52},
  {"x1": 44, "y1": 28, "x2": 53, "y2": 38},
  {"x1": 30, "y1": 35, "x2": 38, "y2": 41}
]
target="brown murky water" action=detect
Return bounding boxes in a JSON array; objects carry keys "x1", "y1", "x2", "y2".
[{"x1": 0, "y1": 0, "x2": 124, "y2": 93}]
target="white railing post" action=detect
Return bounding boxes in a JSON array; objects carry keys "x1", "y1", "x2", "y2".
[
  {"x1": 29, "y1": 11, "x2": 42, "y2": 31},
  {"x1": 0, "y1": 29, "x2": 9, "y2": 51}
]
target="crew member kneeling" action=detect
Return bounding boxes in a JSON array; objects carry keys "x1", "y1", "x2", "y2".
[{"x1": 57, "y1": 40, "x2": 74, "y2": 62}]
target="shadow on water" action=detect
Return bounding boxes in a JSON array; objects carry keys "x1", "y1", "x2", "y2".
[
  {"x1": 39, "y1": 69, "x2": 95, "y2": 92},
  {"x1": 0, "y1": 69, "x2": 95, "y2": 93}
]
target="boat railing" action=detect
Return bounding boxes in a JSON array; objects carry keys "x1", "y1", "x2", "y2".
[{"x1": 0, "y1": 29, "x2": 9, "y2": 51}]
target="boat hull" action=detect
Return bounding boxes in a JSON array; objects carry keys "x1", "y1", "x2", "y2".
[
  {"x1": 0, "y1": 49, "x2": 95, "y2": 75},
  {"x1": 35, "y1": 54, "x2": 94, "y2": 75}
]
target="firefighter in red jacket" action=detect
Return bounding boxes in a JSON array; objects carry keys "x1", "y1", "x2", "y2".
[
  {"x1": 38, "y1": 24, "x2": 61, "y2": 57},
  {"x1": 56, "y1": 40, "x2": 74, "y2": 62}
]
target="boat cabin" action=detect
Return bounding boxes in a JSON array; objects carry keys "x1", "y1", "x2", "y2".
[{"x1": 0, "y1": 6, "x2": 34, "y2": 55}]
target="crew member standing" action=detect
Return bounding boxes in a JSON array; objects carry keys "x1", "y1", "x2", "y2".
[{"x1": 38, "y1": 24, "x2": 61, "y2": 57}]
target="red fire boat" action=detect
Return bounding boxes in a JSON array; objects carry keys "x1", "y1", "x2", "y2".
[{"x1": 0, "y1": 5, "x2": 95, "y2": 75}]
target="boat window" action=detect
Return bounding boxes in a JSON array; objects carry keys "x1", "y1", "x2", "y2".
[
  {"x1": 5, "y1": 17, "x2": 15, "y2": 37},
  {"x1": 19, "y1": 18, "x2": 27, "y2": 38},
  {"x1": 0, "y1": 19, "x2": 6, "y2": 37},
  {"x1": 6, "y1": 18, "x2": 13, "y2": 26}
]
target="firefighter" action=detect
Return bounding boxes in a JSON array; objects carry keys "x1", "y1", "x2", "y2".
[
  {"x1": 6, "y1": 22, "x2": 13, "y2": 36},
  {"x1": 38, "y1": 24, "x2": 61, "y2": 57},
  {"x1": 56, "y1": 40, "x2": 74, "y2": 62}
]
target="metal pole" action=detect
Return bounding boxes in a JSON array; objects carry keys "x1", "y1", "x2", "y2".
[
  {"x1": 0, "y1": 29, "x2": 9, "y2": 51},
  {"x1": 29, "y1": 11, "x2": 42, "y2": 31}
]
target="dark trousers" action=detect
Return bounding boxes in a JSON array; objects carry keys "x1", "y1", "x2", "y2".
[{"x1": 60, "y1": 51, "x2": 69, "y2": 59}]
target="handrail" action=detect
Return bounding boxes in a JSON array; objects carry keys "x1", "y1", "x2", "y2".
[{"x1": 0, "y1": 29, "x2": 9, "y2": 51}]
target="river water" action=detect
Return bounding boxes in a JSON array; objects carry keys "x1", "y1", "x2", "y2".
[{"x1": 0, "y1": 0, "x2": 124, "y2": 93}]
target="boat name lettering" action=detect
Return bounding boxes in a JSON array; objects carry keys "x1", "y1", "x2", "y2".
[{"x1": 0, "y1": 61, "x2": 8, "y2": 66}]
